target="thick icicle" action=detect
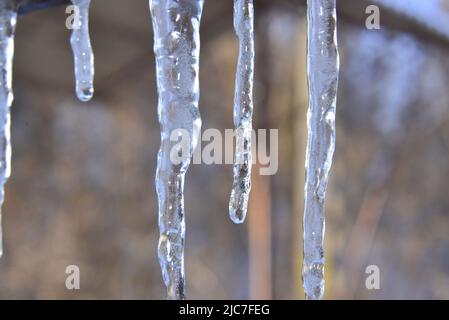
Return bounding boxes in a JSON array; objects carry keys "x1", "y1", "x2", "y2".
[
  {"x1": 229, "y1": 0, "x2": 254, "y2": 224},
  {"x1": 150, "y1": 0, "x2": 204, "y2": 300},
  {"x1": 70, "y1": 0, "x2": 94, "y2": 102},
  {"x1": 0, "y1": 1, "x2": 16, "y2": 258},
  {"x1": 303, "y1": 0, "x2": 339, "y2": 300}
]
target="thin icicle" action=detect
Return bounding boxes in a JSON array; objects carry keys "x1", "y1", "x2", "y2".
[
  {"x1": 0, "y1": 1, "x2": 16, "y2": 258},
  {"x1": 150, "y1": 0, "x2": 204, "y2": 300},
  {"x1": 70, "y1": 0, "x2": 94, "y2": 102},
  {"x1": 303, "y1": 0, "x2": 339, "y2": 300},
  {"x1": 229, "y1": 0, "x2": 254, "y2": 224}
]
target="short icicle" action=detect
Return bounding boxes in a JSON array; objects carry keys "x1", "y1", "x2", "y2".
[
  {"x1": 149, "y1": 0, "x2": 204, "y2": 299},
  {"x1": 303, "y1": 0, "x2": 339, "y2": 300},
  {"x1": 0, "y1": 0, "x2": 17, "y2": 258},
  {"x1": 229, "y1": 0, "x2": 254, "y2": 224},
  {"x1": 70, "y1": 0, "x2": 94, "y2": 102}
]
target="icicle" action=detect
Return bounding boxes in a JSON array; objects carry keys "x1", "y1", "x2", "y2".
[
  {"x1": 0, "y1": 1, "x2": 16, "y2": 258},
  {"x1": 70, "y1": 0, "x2": 94, "y2": 102},
  {"x1": 229, "y1": 0, "x2": 254, "y2": 224},
  {"x1": 303, "y1": 0, "x2": 339, "y2": 300},
  {"x1": 149, "y1": 0, "x2": 204, "y2": 300}
]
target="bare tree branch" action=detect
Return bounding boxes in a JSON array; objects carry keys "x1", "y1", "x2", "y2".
[
  {"x1": 15, "y1": 0, "x2": 449, "y2": 50},
  {"x1": 17, "y1": 0, "x2": 70, "y2": 15}
]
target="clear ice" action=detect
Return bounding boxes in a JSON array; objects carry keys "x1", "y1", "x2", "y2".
[
  {"x1": 149, "y1": 0, "x2": 204, "y2": 300},
  {"x1": 229, "y1": 0, "x2": 254, "y2": 224},
  {"x1": 70, "y1": 0, "x2": 94, "y2": 102},
  {"x1": 0, "y1": 0, "x2": 16, "y2": 258},
  {"x1": 303, "y1": 0, "x2": 339, "y2": 300}
]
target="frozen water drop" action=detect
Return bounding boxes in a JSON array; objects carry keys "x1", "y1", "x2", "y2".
[{"x1": 76, "y1": 82, "x2": 94, "y2": 102}]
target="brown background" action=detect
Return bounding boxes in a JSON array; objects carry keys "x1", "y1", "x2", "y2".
[{"x1": 0, "y1": 0, "x2": 448, "y2": 299}]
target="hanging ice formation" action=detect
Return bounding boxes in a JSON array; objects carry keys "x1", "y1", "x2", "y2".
[
  {"x1": 70, "y1": 0, "x2": 94, "y2": 102},
  {"x1": 229, "y1": 0, "x2": 254, "y2": 224},
  {"x1": 0, "y1": 0, "x2": 17, "y2": 258},
  {"x1": 150, "y1": 0, "x2": 204, "y2": 300},
  {"x1": 303, "y1": 0, "x2": 339, "y2": 300}
]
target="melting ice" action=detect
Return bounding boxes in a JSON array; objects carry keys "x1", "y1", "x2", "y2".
[
  {"x1": 229, "y1": 0, "x2": 255, "y2": 224},
  {"x1": 150, "y1": 0, "x2": 204, "y2": 300},
  {"x1": 70, "y1": 0, "x2": 94, "y2": 102},
  {"x1": 0, "y1": 0, "x2": 16, "y2": 258},
  {"x1": 303, "y1": 0, "x2": 339, "y2": 300}
]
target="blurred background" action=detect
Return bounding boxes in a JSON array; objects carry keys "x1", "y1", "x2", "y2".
[{"x1": 0, "y1": 0, "x2": 449, "y2": 299}]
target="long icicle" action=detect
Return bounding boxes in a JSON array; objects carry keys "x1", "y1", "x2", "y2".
[
  {"x1": 150, "y1": 0, "x2": 204, "y2": 300},
  {"x1": 303, "y1": 0, "x2": 339, "y2": 300},
  {"x1": 70, "y1": 0, "x2": 94, "y2": 102},
  {"x1": 229, "y1": 0, "x2": 254, "y2": 224},
  {"x1": 0, "y1": 0, "x2": 17, "y2": 258}
]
